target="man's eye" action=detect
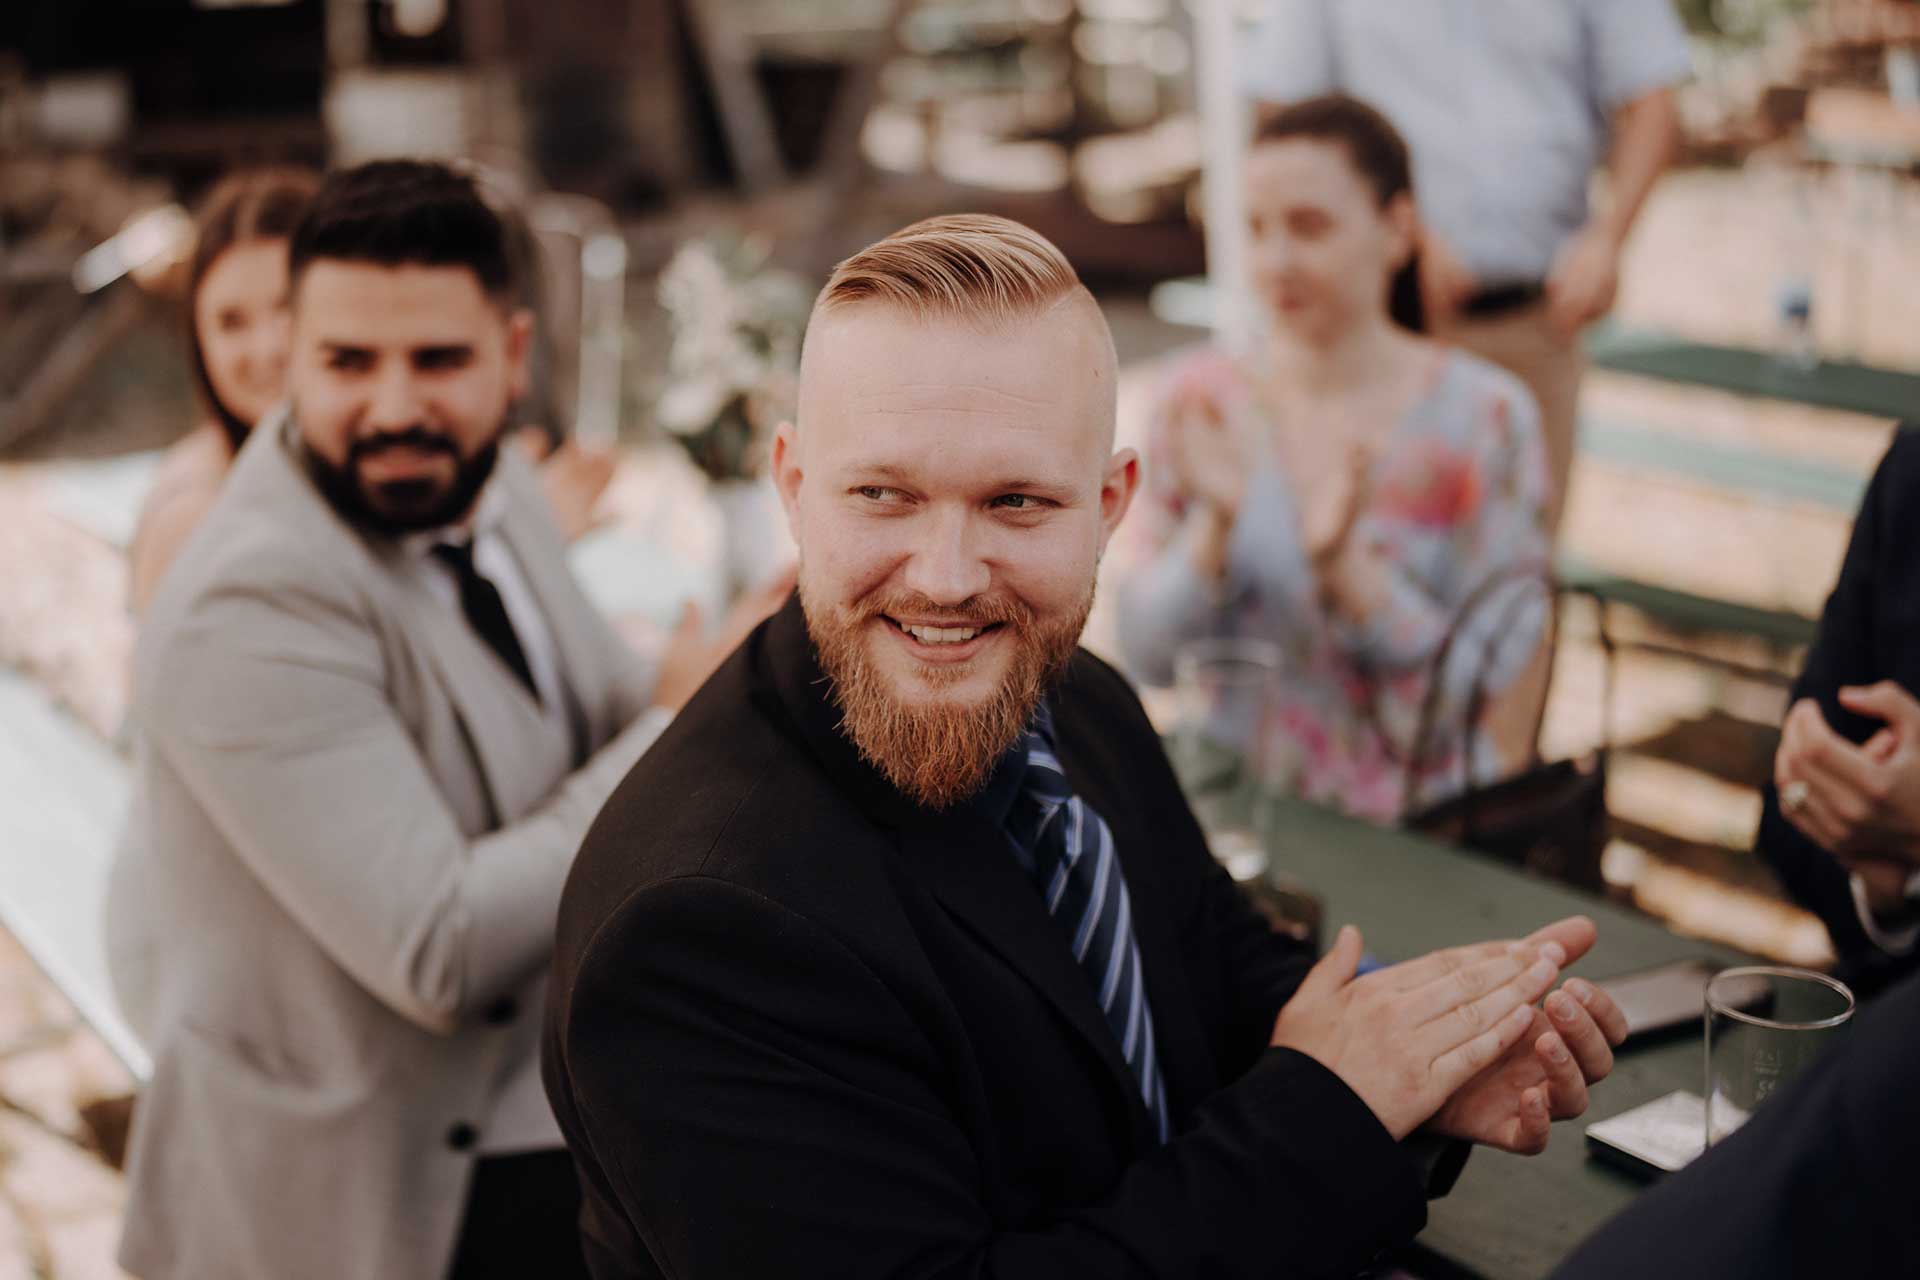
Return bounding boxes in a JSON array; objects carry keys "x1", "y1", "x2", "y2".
[
  {"x1": 856, "y1": 485, "x2": 901, "y2": 503},
  {"x1": 327, "y1": 352, "x2": 372, "y2": 372},
  {"x1": 992, "y1": 494, "x2": 1048, "y2": 511}
]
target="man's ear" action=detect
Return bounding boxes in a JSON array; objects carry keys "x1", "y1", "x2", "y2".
[
  {"x1": 504, "y1": 307, "x2": 535, "y2": 400},
  {"x1": 1097, "y1": 447, "x2": 1141, "y2": 553},
  {"x1": 771, "y1": 420, "x2": 802, "y2": 534}
]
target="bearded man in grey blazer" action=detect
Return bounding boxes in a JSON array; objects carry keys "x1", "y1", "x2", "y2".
[{"x1": 106, "y1": 160, "x2": 752, "y2": 1280}]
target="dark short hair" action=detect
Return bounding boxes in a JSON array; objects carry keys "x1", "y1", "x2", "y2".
[
  {"x1": 186, "y1": 166, "x2": 321, "y2": 445},
  {"x1": 288, "y1": 160, "x2": 515, "y2": 304},
  {"x1": 1253, "y1": 94, "x2": 1424, "y2": 333}
]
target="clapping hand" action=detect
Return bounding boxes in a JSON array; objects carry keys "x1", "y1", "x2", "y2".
[
  {"x1": 1165, "y1": 355, "x2": 1261, "y2": 524},
  {"x1": 1303, "y1": 443, "x2": 1374, "y2": 580},
  {"x1": 1272, "y1": 922, "x2": 1569, "y2": 1141},
  {"x1": 1425, "y1": 917, "x2": 1627, "y2": 1154},
  {"x1": 1775, "y1": 683, "x2": 1920, "y2": 917},
  {"x1": 1272, "y1": 916, "x2": 1620, "y2": 1152}
]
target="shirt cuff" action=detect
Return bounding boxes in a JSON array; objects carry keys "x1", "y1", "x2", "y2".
[{"x1": 1848, "y1": 871, "x2": 1920, "y2": 956}]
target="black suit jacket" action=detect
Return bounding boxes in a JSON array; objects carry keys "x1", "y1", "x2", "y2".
[
  {"x1": 543, "y1": 597, "x2": 1434, "y2": 1278},
  {"x1": 1755, "y1": 426, "x2": 1920, "y2": 994},
  {"x1": 1554, "y1": 967, "x2": 1920, "y2": 1278}
]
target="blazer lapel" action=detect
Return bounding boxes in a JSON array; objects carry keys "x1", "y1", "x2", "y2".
[
  {"x1": 380, "y1": 555, "x2": 555, "y2": 824},
  {"x1": 490, "y1": 458, "x2": 602, "y2": 758},
  {"x1": 897, "y1": 812, "x2": 1154, "y2": 1143}
]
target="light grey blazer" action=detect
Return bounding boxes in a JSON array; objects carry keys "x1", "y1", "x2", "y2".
[{"x1": 107, "y1": 413, "x2": 664, "y2": 1280}]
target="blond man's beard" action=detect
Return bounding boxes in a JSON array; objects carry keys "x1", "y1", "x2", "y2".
[{"x1": 802, "y1": 578, "x2": 1092, "y2": 811}]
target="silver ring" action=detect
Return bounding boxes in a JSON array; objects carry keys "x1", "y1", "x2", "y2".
[{"x1": 1781, "y1": 779, "x2": 1811, "y2": 813}]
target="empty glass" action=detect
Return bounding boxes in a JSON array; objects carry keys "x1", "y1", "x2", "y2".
[
  {"x1": 1704, "y1": 966, "x2": 1854, "y2": 1147},
  {"x1": 1169, "y1": 638, "x2": 1286, "y2": 882}
]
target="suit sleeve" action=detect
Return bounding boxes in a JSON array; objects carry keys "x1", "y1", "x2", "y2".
[
  {"x1": 1755, "y1": 431, "x2": 1920, "y2": 989},
  {"x1": 143, "y1": 572, "x2": 663, "y2": 1035},
  {"x1": 560, "y1": 875, "x2": 1427, "y2": 1280}
]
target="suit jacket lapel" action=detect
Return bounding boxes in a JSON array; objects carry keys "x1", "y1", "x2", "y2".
[
  {"x1": 897, "y1": 812, "x2": 1151, "y2": 1140},
  {"x1": 490, "y1": 456, "x2": 601, "y2": 759}
]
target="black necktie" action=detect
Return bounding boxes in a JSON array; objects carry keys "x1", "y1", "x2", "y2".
[{"x1": 431, "y1": 539, "x2": 540, "y2": 704}]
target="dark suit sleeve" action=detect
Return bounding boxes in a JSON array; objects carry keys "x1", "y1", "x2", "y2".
[
  {"x1": 1755, "y1": 429, "x2": 1920, "y2": 991},
  {"x1": 559, "y1": 875, "x2": 1428, "y2": 1280}
]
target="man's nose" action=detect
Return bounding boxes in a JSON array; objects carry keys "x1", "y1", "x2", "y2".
[
  {"x1": 900, "y1": 507, "x2": 991, "y2": 606},
  {"x1": 363, "y1": 364, "x2": 425, "y2": 430}
]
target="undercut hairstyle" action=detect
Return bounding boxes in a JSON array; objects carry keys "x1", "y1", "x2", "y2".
[
  {"x1": 1254, "y1": 93, "x2": 1425, "y2": 333},
  {"x1": 186, "y1": 166, "x2": 320, "y2": 446},
  {"x1": 288, "y1": 160, "x2": 515, "y2": 305},
  {"x1": 814, "y1": 213, "x2": 1094, "y2": 326}
]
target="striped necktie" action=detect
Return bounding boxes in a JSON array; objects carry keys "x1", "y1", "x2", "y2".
[{"x1": 1004, "y1": 713, "x2": 1172, "y2": 1143}]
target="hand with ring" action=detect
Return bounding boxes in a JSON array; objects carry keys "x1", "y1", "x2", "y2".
[{"x1": 1773, "y1": 687, "x2": 1920, "y2": 872}]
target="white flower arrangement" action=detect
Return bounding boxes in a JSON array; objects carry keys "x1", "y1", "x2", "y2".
[{"x1": 654, "y1": 236, "x2": 811, "y2": 481}]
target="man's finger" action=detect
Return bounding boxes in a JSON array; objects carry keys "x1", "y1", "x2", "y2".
[
  {"x1": 1534, "y1": 1029, "x2": 1589, "y2": 1120},
  {"x1": 1545, "y1": 987, "x2": 1615, "y2": 1085},
  {"x1": 1562, "y1": 977, "x2": 1628, "y2": 1047},
  {"x1": 1517, "y1": 1086, "x2": 1552, "y2": 1154},
  {"x1": 1523, "y1": 916, "x2": 1597, "y2": 969},
  {"x1": 1431, "y1": 1001, "x2": 1536, "y2": 1097},
  {"x1": 1296, "y1": 924, "x2": 1364, "y2": 1003},
  {"x1": 1421, "y1": 953, "x2": 1561, "y2": 1057},
  {"x1": 1378, "y1": 939, "x2": 1542, "y2": 993},
  {"x1": 1401, "y1": 950, "x2": 1534, "y2": 1024}
]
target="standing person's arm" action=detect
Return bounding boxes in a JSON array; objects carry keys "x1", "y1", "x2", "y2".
[{"x1": 1545, "y1": 0, "x2": 1691, "y2": 336}]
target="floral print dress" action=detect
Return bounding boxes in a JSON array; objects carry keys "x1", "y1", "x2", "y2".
[{"x1": 1112, "y1": 346, "x2": 1551, "y2": 823}]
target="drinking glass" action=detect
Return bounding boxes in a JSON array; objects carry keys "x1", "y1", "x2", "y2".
[
  {"x1": 1169, "y1": 638, "x2": 1286, "y2": 882},
  {"x1": 1704, "y1": 966, "x2": 1853, "y2": 1147}
]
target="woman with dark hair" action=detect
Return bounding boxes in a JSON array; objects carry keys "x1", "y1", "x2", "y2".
[
  {"x1": 1114, "y1": 94, "x2": 1551, "y2": 821},
  {"x1": 130, "y1": 167, "x2": 319, "y2": 613}
]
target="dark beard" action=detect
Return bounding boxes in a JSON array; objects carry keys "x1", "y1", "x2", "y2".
[
  {"x1": 304, "y1": 426, "x2": 502, "y2": 537},
  {"x1": 801, "y1": 577, "x2": 1091, "y2": 811}
]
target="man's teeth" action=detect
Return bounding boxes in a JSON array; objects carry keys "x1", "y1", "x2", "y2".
[{"x1": 904, "y1": 624, "x2": 982, "y2": 645}]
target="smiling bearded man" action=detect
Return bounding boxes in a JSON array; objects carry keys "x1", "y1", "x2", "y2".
[{"x1": 542, "y1": 214, "x2": 1627, "y2": 1280}]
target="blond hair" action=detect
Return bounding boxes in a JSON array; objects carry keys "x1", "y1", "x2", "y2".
[{"x1": 814, "y1": 213, "x2": 1090, "y2": 324}]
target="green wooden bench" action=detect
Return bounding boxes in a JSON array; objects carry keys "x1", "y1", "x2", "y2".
[{"x1": 1584, "y1": 320, "x2": 1920, "y2": 420}]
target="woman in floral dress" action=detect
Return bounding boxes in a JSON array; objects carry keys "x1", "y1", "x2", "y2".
[{"x1": 1114, "y1": 95, "x2": 1551, "y2": 822}]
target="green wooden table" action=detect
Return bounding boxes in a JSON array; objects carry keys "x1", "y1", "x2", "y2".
[
  {"x1": 1263, "y1": 798, "x2": 1749, "y2": 1280},
  {"x1": 1584, "y1": 321, "x2": 1920, "y2": 421}
]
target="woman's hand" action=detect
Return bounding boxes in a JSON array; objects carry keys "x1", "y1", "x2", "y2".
[
  {"x1": 1305, "y1": 444, "x2": 1374, "y2": 576},
  {"x1": 1165, "y1": 356, "x2": 1261, "y2": 523}
]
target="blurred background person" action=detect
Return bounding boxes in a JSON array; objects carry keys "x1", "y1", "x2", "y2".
[
  {"x1": 1760, "y1": 426, "x2": 1920, "y2": 996},
  {"x1": 128, "y1": 167, "x2": 318, "y2": 614},
  {"x1": 1113, "y1": 96, "x2": 1550, "y2": 823},
  {"x1": 1243, "y1": 0, "x2": 1690, "y2": 530}
]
